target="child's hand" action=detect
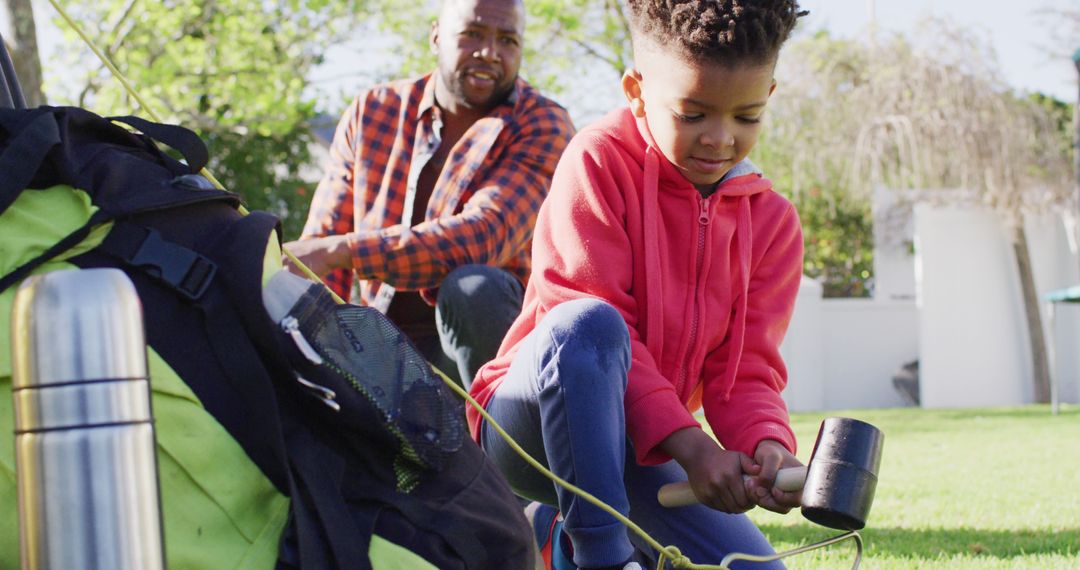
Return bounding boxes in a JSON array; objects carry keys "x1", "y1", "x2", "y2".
[
  {"x1": 746, "y1": 439, "x2": 802, "y2": 514},
  {"x1": 659, "y1": 427, "x2": 757, "y2": 513}
]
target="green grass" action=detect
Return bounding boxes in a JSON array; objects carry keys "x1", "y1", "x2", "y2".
[{"x1": 737, "y1": 405, "x2": 1080, "y2": 569}]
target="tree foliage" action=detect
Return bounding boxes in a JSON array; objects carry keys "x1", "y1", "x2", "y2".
[
  {"x1": 47, "y1": 0, "x2": 364, "y2": 240},
  {"x1": 783, "y1": 21, "x2": 1072, "y2": 403},
  {"x1": 757, "y1": 26, "x2": 1074, "y2": 302}
]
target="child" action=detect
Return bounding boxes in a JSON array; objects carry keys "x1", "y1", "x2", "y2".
[{"x1": 467, "y1": 0, "x2": 808, "y2": 568}]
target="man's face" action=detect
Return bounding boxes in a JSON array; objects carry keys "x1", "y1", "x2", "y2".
[
  {"x1": 623, "y1": 42, "x2": 776, "y2": 192},
  {"x1": 431, "y1": 0, "x2": 524, "y2": 113}
]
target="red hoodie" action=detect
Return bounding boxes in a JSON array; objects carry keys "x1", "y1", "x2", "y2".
[{"x1": 468, "y1": 107, "x2": 803, "y2": 465}]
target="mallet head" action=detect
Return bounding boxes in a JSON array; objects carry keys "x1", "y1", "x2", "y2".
[{"x1": 799, "y1": 417, "x2": 884, "y2": 530}]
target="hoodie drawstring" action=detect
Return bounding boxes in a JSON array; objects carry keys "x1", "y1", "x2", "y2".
[
  {"x1": 643, "y1": 148, "x2": 664, "y2": 359},
  {"x1": 720, "y1": 195, "x2": 753, "y2": 400}
]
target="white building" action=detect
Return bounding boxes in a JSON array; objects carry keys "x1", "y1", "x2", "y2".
[{"x1": 780, "y1": 189, "x2": 1080, "y2": 411}]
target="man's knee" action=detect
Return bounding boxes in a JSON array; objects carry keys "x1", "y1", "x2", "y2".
[{"x1": 437, "y1": 264, "x2": 518, "y2": 312}]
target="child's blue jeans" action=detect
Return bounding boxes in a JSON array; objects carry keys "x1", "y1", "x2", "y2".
[{"x1": 481, "y1": 298, "x2": 784, "y2": 569}]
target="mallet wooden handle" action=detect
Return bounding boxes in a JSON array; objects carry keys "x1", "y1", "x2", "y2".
[{"x1": 657, "y1": 465, "x2": 808, "y2": 508}]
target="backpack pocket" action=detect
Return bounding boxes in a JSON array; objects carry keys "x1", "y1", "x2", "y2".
[{"x1": 263, "y1": 270, "x2": 465, "y2": 488}]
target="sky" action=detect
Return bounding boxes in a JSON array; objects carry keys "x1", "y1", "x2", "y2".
[
  {"x1": 796, "y1": 0, "x2": 1077, "y2": 102},
  {"x1": 3, "y1": 0, "x2": 1078, "y2": 116},
  {"x1": 306, "y1": 0, "x2": 1080, "y2": 126}
]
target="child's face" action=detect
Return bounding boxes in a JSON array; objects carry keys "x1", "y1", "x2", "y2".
[{"x1": 623, "y1": 45, "x2": 776, "y2": 192}]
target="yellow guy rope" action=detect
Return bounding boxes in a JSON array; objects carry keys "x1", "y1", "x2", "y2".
[{"x1": 47, "y1": 2, "x2": 725, "y2": 567}]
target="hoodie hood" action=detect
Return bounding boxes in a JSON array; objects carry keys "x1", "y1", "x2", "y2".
[{"x1": 633, "y1": 112, "x2": 770, "y2": 401}]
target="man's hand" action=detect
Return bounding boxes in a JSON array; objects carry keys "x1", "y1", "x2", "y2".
[
  {"x1": 282, "y1": 235, "x2": 352, "y2": 278},
  {"x1": 746, "y1": 439, "x2": 802, "y2": 514},
  {"x1": 659, "y1": 427, "x2": 757, "y2": 513}
]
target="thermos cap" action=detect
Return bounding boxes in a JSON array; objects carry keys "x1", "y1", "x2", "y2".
[{"x1": 12, "y1": 268, "x2": 147, "y2": 388}]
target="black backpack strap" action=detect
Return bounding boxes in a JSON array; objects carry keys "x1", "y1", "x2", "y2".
[
  {"x1": 108, "y1": 115, "x2": 209, "y2": 173},
  {"x1": 71, "y1": 207, "x2": 295, "y2": 494},
  {"x1": 286, "y1": 422, "x2": 372, "y2": 570},
  {"x1": 0, "y1": 109, "x2": 60, "y2": 213},
  {"x1": 97, "y1": 223, "x2": 218, "y2": 301}
]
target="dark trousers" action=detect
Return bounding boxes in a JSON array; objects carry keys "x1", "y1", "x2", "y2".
[{"x1": 407, "y1": 264, "x2": 523, "y2": 390}]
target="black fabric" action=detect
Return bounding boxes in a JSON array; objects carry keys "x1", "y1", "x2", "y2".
[
  {"x1": 214, "y1": 224, "x2": 532, "y2": 569},
  {"x1": 108, "y1": 114, "x2": 209, "y2": 172},
  {"x1": 1, "y1": 104, "x2": 533, "y2": 569},
  {"x1": 0, "y1": 109, "x2": 60, "y2": 212}
]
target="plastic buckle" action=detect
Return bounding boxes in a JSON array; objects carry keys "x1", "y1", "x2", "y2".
[{"x1": 129, "y1": 228, "x2": 217, "y2": 301}]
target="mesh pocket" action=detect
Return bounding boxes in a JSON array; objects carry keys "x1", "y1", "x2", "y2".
[{"x1": 310, "y1": 304, "x2": 466, "y2": 469}]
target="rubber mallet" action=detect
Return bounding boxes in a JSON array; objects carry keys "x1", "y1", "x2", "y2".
[{"x1": 657, "y1": 417, "x2": 884, "y2": 530}]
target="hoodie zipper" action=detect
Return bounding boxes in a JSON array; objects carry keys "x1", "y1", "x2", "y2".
[{"x1": 675, "y1": 195, "x2": 712, "y2": 397}]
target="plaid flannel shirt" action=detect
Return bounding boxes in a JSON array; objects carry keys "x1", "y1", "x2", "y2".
[{"x1": 301, "y1": 74, "x2": 574, "y2": 304}]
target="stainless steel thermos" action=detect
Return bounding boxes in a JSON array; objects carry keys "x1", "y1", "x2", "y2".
[{"x1": 10, "y1": 268, "x2": 165, "y2": 570}]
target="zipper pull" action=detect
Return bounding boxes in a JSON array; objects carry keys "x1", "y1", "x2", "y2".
[
  {"x1": 698, "y1": 197, "x2": 710, "y2": 225},
  {"x1": 281, "y1": 316, "x2": 324, "y2": 365},
  {"x1": 294, "y1": 373, "x2": 341, "y2": 412}
]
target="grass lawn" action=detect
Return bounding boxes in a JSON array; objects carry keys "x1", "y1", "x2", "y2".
[{"x1": 737, "y1": 405, "x2": 1080, "y2": 569}]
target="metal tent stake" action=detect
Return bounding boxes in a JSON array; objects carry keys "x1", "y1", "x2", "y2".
[{"x1": 720, "y1": 530, "x2": 863, "y2": 569}]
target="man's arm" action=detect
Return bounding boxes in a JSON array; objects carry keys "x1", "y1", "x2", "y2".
[
  {"x1": 340, "y1": 103, "x2": 574, "y2": 291},
  {"x1": 294, "y1": 97, "x2": 363, "y2": 300}
]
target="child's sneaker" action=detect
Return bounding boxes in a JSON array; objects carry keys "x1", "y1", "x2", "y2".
[
  {"x1": 525, "y1": 501, "x2": 575, "y2": 570},
  {"x1": 525, "y1": 502, "x2": 651, "y2": 570}
]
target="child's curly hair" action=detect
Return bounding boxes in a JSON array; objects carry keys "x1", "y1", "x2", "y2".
[{"x1": 625, "y1": 0, "x2": 808, "y2": 65}]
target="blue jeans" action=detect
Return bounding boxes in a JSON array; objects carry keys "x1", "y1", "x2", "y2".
[
  {"x1": 481, "y1": 299, "x2": 783, "y2": 569},
  {"x1": 415, "y1": 264, "x2": 523, "y2": 390}
]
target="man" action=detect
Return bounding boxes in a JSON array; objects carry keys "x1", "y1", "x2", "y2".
[{"x1": 285, "y1": 0, "x2": 574, "y2": 388}]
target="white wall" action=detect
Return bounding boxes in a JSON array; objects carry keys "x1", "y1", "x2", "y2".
[
  {"x1": 914, "y1": 204, "x2": 1080, "y2": 408},
  {"x1": 819, "y1": 299, "x2": 918, "y2": 409},
  {"x1": 783, "y1": 196, "x2": 1080, "y2": 412},
  {"x1": 873, "y1": 186, "x2": 917, "y2": 302},
  {"x1": 780, "y1": 280, "x2": 917, "y2": 412},
  {"x1": 781, "y1": 278, "x2": 826, "y2": 411}
]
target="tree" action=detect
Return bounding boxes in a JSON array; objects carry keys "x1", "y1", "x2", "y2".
[
  {"x1": 1034, "y1": 2, "x2": 1080, "y2": 278},
  {"x1": 46, "y1": 0, "x2": 365, "y2": 240},
  {"x1": 835, "y1": 22, "x2": 1072, "y2": 404},
  {"x1": 1, "y1": 0, "x2": 44, "y2": 106},
  {"x1": 753, "y1": 32, "x2": 880, "y2": 297}
]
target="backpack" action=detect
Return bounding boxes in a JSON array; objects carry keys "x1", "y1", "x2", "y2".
[{"x1": 0, "y1": 105, "x2": 533, "y2": 569}]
